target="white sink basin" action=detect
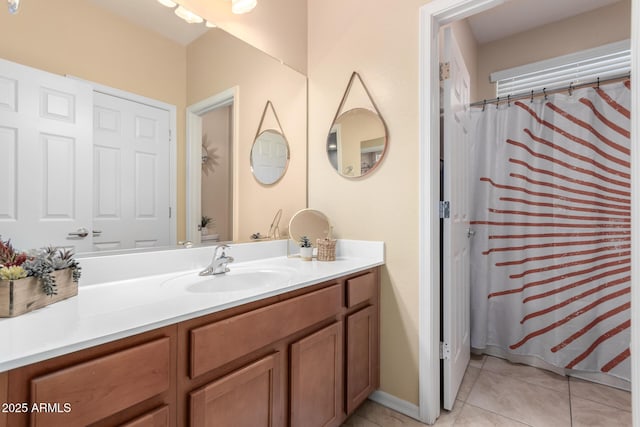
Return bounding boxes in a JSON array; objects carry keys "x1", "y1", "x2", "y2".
[{"x1": 161, "y1": 266, "x2": 296, "y2": 293}]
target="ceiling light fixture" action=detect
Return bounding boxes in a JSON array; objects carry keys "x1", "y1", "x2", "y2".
[
  {"x1": 231, "y1": 0, "x2": 257, "y2": 14},
  {"x1": 156, "y1": 0, "x2": 177, "y2": 7},
  {"x1": 7, "y1": 0, "x2": 20, "y2": 14},
  {"x1": 174, "y1": 5, "x2": 203, "y2": 24}
]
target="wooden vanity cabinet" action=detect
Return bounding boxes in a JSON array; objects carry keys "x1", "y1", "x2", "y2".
[
  {"x1": 345, "y1": 270, "x2": 380, "y2": 414},
  {"x1": 2, "y1": 267, "x2": 380, "y2": 427},
  {"x1": 3, "y1": 325, "x2": 177, "y2": 427}
]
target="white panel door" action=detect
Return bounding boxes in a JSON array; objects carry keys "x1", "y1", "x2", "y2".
[
  {"x1": 442, "y1": 27, "x2": 472, "y2": 411},
  {"x1": 93, "y1": 92, "x2": 170, "y2": 251},
  {"x1": 252, "y1": 132, "x2": 288, "y2": 183},
  {"x1": 0, "y1": 58, "x2": 93, "y2": 252}
]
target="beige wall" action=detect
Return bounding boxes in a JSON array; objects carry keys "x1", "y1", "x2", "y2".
[
  {"x1": 180, "y1": 0, "x2": 307, "y2": 74},
  {"x1": 475, "y1": 0, "x2": 631, "y2": 101},
  {"x1": 187, "y1": 29, "x2": 307, "y2": 241},
  {"x1": 0, "y1": 0, "x2": 188, "y2": 242},
  {"x1": 308, "y1": 0, "x2": 427, "y2": 405}
]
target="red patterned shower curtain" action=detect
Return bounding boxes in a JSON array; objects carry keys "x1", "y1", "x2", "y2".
[{"x1": 469, "y1": 80, "x2": 631, "y2": 381}]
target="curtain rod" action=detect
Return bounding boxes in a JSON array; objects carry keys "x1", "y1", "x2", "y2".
[{"x1": 469, "y1": 73, "x2": 631, "y2": 109}]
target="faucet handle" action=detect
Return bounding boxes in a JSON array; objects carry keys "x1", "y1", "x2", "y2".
[{"x1": 214, "y1": 244, "x2": 230, "y2": 256}]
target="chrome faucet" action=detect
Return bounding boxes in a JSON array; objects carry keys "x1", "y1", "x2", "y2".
[{"x1": 199, "y1": 244, "x2": 234, "y2": 276}]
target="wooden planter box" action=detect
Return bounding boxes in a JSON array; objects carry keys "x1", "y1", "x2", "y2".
[{"x1": 0, "y1": 268, "x2": 78, "y2": 317}]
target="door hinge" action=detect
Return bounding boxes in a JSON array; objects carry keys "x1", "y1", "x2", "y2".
[
  {"x1": 439, "y1": 201, "x2": 450, "y2": 219},
  {"x1": 440, "y1": 342, "x2": 451, "y2": 360},
  {"x1": 169, "y1": 207, "x2": 172, "y2": 218},
  {"x1": 440, "y1": 62, "x2": 450, "y2": 81},
  {"x1": 169, "y1": 129, "x2": 172, "y2": 142}
]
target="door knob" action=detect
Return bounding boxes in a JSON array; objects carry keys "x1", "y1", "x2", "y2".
[{"x1": 68, "y1": 227, "x2": 89, "y2": 238}]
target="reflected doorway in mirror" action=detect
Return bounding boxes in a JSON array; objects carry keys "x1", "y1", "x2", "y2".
[{"x1": 187, "y1": 87, "x2": 237, "y2": 245}]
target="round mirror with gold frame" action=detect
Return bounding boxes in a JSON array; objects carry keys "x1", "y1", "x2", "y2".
[
  {"x1": 251, "y1": 129, "x2": 290, "y2": 185},
  {"x1": 327, "y1": 107, "x2": 387, "y2": 178},
  {"x1": 288, "y1": 209, "x2": 331, "y2": 247},
  {"x1": 326, "y1": 72, "x2": 388, "y2": 179}
]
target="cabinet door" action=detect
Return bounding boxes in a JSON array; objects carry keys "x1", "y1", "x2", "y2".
[
  {"x1": 346, "y1": 305, "x2": 377, "y2": 414},
  {"x1": 290, "y1": 322, "x2": 343, "y2": 427},
  {"x1": 189, "y1": 352, "x2": 283, "y2": 427},
  {"x1": 121, "y1": 405, "x2": 169, "y2": 427}
]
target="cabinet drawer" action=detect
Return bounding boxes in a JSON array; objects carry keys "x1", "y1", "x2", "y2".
[
  {"x1": 122, "y1": 405, "x2": 169, "y2": 427},
  {"x1": 346, "y1": 272, "x2": 376, "y2": 308},
  {"x1": 30, "y1": 338, "x2": 171, "y2": 427},
  {"x1": 191, "y1": 284, "x2": 341, "y2": 378}
]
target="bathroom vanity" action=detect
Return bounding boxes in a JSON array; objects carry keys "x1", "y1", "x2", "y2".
[{"x1": 0, "y1": 240, "x2": 383, "y2": 427}]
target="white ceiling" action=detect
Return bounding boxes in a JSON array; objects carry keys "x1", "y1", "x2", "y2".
[
  {"x1": 89, "y1": 0, "x2": 210, "y2": 46},
  {"x1": 467, "y1": 0, "x2": 622, "y2": 44},
  {"x1": 89, "y1": 0, "x2": 623, "y2": 48}
]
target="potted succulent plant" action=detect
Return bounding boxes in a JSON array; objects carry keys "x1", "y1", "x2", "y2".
[
  {"x1": 200, "y1": 216, "x2": 213, "y2": 236},
  {"x1": 299, "y1": 236, "x2": 313, "y2": 261},
  {"x1": 0, "y1": 237, "x2": 81, "y2": 317}
]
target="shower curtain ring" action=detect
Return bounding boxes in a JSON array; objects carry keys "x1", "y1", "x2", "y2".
[
  {"x1": 507, "y1": 95, "x2": 511, "y2": 107},
  {"x1": 568, "y1": 83, "x2": 573, "y2": 96},
  {"x1": 482, "y1": 99, "x2": 486, "y2": 111},
  {"x1": 530, "y1": 90, "x2": 534, "y2": 103},
  {"x1": 597, "y1": 77, "x2": 600, "y2": 89},
  {"x1": 496, "y1": 97, "x2": 500, "y2": 109},
  {"x1": 543, "y1": 88, "x2": 548, "y2": 101}
]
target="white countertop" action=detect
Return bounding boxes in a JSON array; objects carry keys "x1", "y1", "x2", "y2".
[{"x1": 0, "y1": 240, "x2": 384, "y2": 372}]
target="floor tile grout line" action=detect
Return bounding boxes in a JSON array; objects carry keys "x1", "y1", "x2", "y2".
[
  {"x1": 463, "y1": 401, "x2": 537, "y2": 427},
  {"x1": 568, "y1": 394, "x2": 633, "y2": 413},
  {"x1": 568, "y1": 376, "x2": 632, "y2": 412},
  {"x1": 462, "y1": 366, "x2": 484, "y2": 403},
  {"x1": 470, "y1": 366, "x2": 573, "y2": 426},
  {"x1": 480, "y1": 368, "x2": 571, "y2": 394},
  {"x1": 478, "y1": 365, "x2": 571, "y2": 397}
]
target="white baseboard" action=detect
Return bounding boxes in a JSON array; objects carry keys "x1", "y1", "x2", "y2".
[{"x1": 368, "y1": 390, "x2": 421, "y2": 421}]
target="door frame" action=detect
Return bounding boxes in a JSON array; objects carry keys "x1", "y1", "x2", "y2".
[
  {"x1": 186, "y1": 87, "x2": 239, "y2": 244},
  {"x1": 67, "y1": 77, "x2": 178, "y2": 247},
  {"x1": 417, "y1": 0, "x2": 639, "y2": 424}
]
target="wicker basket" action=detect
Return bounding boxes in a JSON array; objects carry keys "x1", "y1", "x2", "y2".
[{"x1": 316, "y1": 238, "x2": 336, "y2": 262}]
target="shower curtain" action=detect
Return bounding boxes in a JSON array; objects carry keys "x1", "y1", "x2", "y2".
[{"x1": 469, "y1": 80, "x2": 631, "y2": 381}]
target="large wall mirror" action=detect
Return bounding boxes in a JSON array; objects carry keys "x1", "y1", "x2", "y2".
[{"x1": 0, "y1": 0, "x2": 307, "y2": 255}]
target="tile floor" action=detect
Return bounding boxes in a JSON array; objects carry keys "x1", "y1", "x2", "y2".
[{"x1": 342, "y1": 355, "x2": 632, "y2": 426}]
